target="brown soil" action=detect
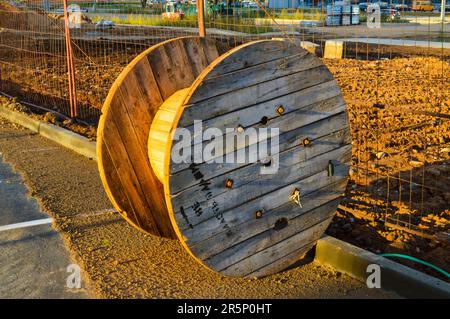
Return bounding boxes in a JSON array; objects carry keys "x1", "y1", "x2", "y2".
[
  {"x1": 0, "y1": 2, "x2": 19, "y2": 12},
  {"x1": 324, "y1": 57, "x2": 450, "y2": 282},
  {"x1": 0, "y1": 96, "x2": 97, "y2": 140}
]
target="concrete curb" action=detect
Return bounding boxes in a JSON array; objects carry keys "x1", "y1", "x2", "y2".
[
  {"x1": 315, "y1": 235, "x2": 450, "y2": 298},
  {"x1": 0, "y1": 106, "x2": 97, "y2": 161}
]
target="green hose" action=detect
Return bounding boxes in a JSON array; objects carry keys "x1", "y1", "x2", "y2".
[{"x1": 380, "y1": 253, "x2": 450, "y2": 279}]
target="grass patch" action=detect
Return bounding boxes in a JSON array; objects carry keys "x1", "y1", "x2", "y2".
[
  {"x1": 359, "y1": 13, "x2": 410, "y2": 23},
  {"x1": 208, "y1": 16, "x2": 273, "y2": 33},
  {"x1": 275, "y1": 8, "x2": 324, "y2": 21},
  {"x1": 93, "y1": 13, "x2": 274, "y2": 34}
]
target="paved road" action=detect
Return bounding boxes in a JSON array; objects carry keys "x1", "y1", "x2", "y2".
[
  {"x1": 0, "y1": 116, "x2": 398, "y2": 298},
  {"x1": 0, "y1": 153, "x2": 89, "y2": 298}
]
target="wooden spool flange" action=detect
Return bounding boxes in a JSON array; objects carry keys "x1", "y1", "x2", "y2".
[{"x1": 97, "y1": 37, "x2": 352, "y2": 277}]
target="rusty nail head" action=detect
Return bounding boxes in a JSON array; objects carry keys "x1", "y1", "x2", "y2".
[{"x1": 276, "y1": 105, "x2": 285, "y2": 115}]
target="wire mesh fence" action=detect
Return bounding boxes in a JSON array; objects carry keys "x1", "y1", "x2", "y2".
[{"x1": 0, "y1": 0, "x2": 448, "y2": 278}]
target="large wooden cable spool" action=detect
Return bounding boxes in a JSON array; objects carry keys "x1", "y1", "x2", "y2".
[{"x1": 97, "y1": 37, "x2": 352, "y2": 277}]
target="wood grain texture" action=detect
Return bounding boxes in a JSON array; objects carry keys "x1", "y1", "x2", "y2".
[
  {"x1": 171, "y1": 129, "x2": 350, "y2": 210},
  {"x1": 198, "y1": 185, "x2": 347, "y2": 268},
  {"x1": 163, "y1": 40, "x2": 352, "y2": 277},
  {"x1": 97, "y1": 37, "x2": 221, "y2": 237},
  {"x1": 148, "y1": 88, "x2": 190, "y2": 182}
]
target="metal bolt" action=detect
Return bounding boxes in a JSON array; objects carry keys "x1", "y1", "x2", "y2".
[
  {"x1": 236, "y1": 125, "x2": 244, "y2": 133},
  {"x1": 276, "y1": 105, "x2": 285, "y2": 115},
  {"x1": 302, "y1": 137, "x2": 311, "y2": 146},
  {"x1": 225, "y1": 179, "x2": 233, "y2": 189},
  {"x1": 255, "y1": 210, "x2": 263, "y2": 219}
]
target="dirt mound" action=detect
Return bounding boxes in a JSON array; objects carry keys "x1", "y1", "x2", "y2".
[
  {"x1": 0, "y1": 96, "x2": 97, "y2": 140},
  {"x1": 324, "y1": 57, "x2": 450, "y2": 281},
  {"x1": 0, "y1": 1, "x2": 62, "y2": 31},
  {"x1": 47, "y1": 12, "x2": 93, "y2": 24},
  {"x1": 0, "y1": 2, "x2": 19, "y2": 12}
]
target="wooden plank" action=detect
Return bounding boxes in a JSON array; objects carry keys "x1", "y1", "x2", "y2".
[
  {"x1": 199, "y1": 37, "x2": 221, "y2": 63},
  {"x1": 132, "y1": 57, "x2": 164, "y2": 116},
  {"x1": 101, "y1": 107, "x2": 159, "y2": 234},
  {"x1": 181, "y1": 81, "x2": 342, "y2": 136},
  {"x1": 182, "y1": 37, "x2": 211, "y2": 76},
  {"x1": 171, "y1": 129, "x2": 350, "y2": 209},
  {"x1": 98, "y1": 141, "x2": 136, "y2": 221},
  {"x1": 205, "y1": 40, "x2": 304, "y2": 77},
  {"x1": 147, "y1": 39, "x2": 195, "y2": 99},
  {"x1": 245, "y1": 242, "x2": 316, "y2": 278},
  {"x1": 170, "y1": 111, "x2": 349, "y2": 184},
  {"x1": 222, "y1": 218, "x2": 332, "y2": 277},
  {"x1": 177, "y1": 161, "x2": 349, "y2": 242},
  {"x1": 188, "y1": 48, "x2": 315, "y2": 104},
  {"x1": 173, "y1": 144, "x2": 351, "y2": 230},
  {"x1": 117, "y1": 73, "x2": 154, "y2": 157},
  {"x1": 195, "y1": 183, "x2": 345, "y2": 265},
  {"x1": 170, "y1": 95, "x2": 346, "y2": 176},
  {"x1": 180, "y1": 66, "x2": 336, "y2": 127},
  {"x1": 208, "y1": 206, "x2": 337, "y2": 273},
  {"x1": 110, "y1": 88, "x2": 175, "y2": 236}
]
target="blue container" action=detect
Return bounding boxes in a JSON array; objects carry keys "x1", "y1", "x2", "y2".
[
  {"x1": 326, "y1": 15, "x2": 341, "y2": 26},
  {"x1": 342, "y1": 5, "x2": 351, "y2": 14},
  {"x1": 342, "y1": 15, "x2": 351, "y2": 25},
  {"x1": 326, "y1": 4, "x2": 342, "y2": 15},
  {"x1": 351, "y1": 14, "x2": 360, "y2": 25}
]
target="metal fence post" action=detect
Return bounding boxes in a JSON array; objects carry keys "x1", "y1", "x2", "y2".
[
  {"x1": 197, "y1": 0, "x2": 206, "y2": 37},
  {"x1": 441, "y1": 0, "x2": 446, "y2": 23},
  {"x1": 63, "y1": 0, "x2": 78, "y2": 118}
]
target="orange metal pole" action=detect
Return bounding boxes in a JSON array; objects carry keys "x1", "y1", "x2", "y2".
[
  {"x1": 197, "y1": 0, "x2": 206, "y2": 37},
  {"x1": 63, "y1": 0, "x2": 78, "y2": 118}
]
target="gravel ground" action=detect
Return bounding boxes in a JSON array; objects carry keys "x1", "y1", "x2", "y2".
[{"x1": 0, "y1": 117, "x2": 398, "y2": 298}]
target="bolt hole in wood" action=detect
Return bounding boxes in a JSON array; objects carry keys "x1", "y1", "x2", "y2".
[
  {"x1": 274, "y1": 217, "x2": 289, "y2": 231},
  {"x1": 260, "y1": 116, "x2": 269, "y2": 125}
]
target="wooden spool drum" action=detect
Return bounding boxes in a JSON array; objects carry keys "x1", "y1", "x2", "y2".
[{"x1": 97, "y1": 36, "x2": 352, "y2": 278}]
